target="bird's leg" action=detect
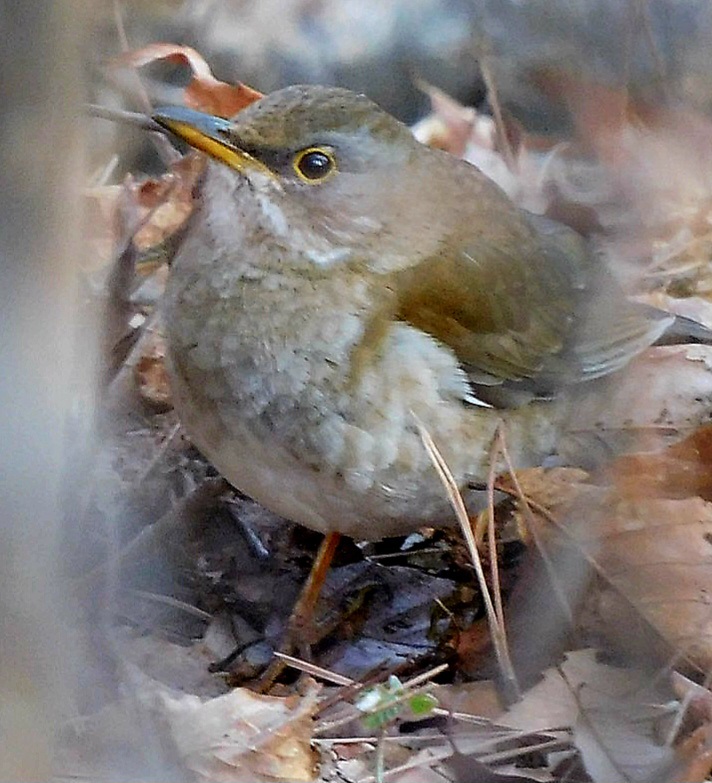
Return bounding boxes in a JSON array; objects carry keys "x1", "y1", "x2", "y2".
[
  {"x1": 289, "y1": 530, "x2": 342, "y2": 641},
  {"x1": 258, "y1": 531, "x2": 341, "y2": 691}
]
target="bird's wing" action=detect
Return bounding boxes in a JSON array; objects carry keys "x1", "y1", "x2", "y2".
[{"x1": 393, "y1": 214, "x2": 672, "y2": 402}]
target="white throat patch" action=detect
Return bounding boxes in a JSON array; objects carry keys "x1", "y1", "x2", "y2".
[{"x1": 253, "y1": 190, "x2": 358, "y2": 267}]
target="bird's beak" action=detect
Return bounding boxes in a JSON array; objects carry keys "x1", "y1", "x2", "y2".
[{"x1": 153, "y1": 106, "x2": 276, "y2": 180}]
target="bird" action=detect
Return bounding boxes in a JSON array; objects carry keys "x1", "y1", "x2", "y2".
[{"x1": 152, "y1": 85, "x2": 696, "y2": 676}]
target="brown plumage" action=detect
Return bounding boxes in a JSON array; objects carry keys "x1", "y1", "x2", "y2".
[{"x1": 155, "y1": 85, "x2": 676, "y2": 540}]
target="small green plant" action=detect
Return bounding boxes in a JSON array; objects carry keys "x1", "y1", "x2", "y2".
[{"x1": 355, "y1": 675, "x2": 439, "y2": 730}]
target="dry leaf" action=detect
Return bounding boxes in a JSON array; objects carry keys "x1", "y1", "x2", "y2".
[
  {"x1": 161, "y1": 683, "x2": 319, "y2": 782},
  {"x1": 412, "y1": 82, "x2": 478, "y2": 157},
  {"x1": 592, "y1": 497, "x2": 712, "y2": 672},
  {"x1": 533, "y1": 71, "x2": 712, "y2": 294},
  {"x1": 502, "y1": 649, "x2": 675, "y2": 783},
  {"x1": 412, "y1": 82, "x2": 555, "y2": 216},
  {"x1": 675, "y1": 721, "x2": 712, "y2": 783},
  {"x1": 633, "y1": 291, "x2": 712, "y2": 330},
  {"x1": 515, "y1": 466, "x2": 712, "y2": 673},
  {"x1": 612, "y1": 424, "x2": 712, "y2": 501},
  {"x1": 134, "y1": 327, "x2": 172, "y2": 411},
  {"x1": 560, "y1": 344, "x2": 712, "y2": 462},
  {"x1": 672, "y1": 672, "x2": 712, "y2": 725},
  {"x1": 114, "y1": 43, "x2": 263, "y2": 118},
  {"x1": 499, "y1": 467, "x2": 595, "y2": 515},
  {"x1": 85, "y1": 153, "x2": 203, "y2": 282},
  {"x1": 133, "y1": 154, "x2": 204, "y2": 251}
]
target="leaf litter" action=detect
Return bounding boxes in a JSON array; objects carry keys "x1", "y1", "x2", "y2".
[{"x1": 68, "y1": 31, "x2": 712, "y2": 783}]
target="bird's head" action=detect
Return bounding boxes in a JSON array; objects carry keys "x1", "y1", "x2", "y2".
[{"x1": 154, "y1": 85, "x2": 458, "y2": 270}]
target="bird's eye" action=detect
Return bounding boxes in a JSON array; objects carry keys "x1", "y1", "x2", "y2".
[{"x1": 293, "y1": 147, "x2": 337, "y2": 183}]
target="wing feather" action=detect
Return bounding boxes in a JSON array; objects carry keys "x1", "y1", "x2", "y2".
[{"x1": 391, "y1": 213, "x2": 669, "y2": 405}]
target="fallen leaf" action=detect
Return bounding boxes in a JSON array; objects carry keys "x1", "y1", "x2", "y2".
[
  {"x1": 161, "y1": 682, "x2": 319, "y2": 782},
  {"x1": 633, "y1": 291, "x2": 712, "y2": 330},
  {"x1": 412, "y1": 81, "x2": 478, "y2": 157},
  {"x1": 612, "y1": 424, "x2": 712, "y2": 501},
  {"x1": 513, "y1": 467, "x2": 712, "y2": 673},
  {"x1": 559, "y1": 344, "x2": 712, "y2": 464},
  {"x1": 134, "y1": 327, "x2": 172, "y2": 411},
  {"x1": 672, "y1": 671, "x2": 712, "y2": 724},
  {"x1": 533, "y1": 71, "x2": 712, "y2": 294},
  {"x1": 318, "y1": 562, "x2": 455, "y2": 681},
  {"x1": 113, "y1": 43, "x2": 263, "y2": 117},
  {"x1": 133, "y1": 154, "x2": 204, "y2": 250},
  {"x1": 502, "y1": 649, "x2": 675, "y2": 783}
]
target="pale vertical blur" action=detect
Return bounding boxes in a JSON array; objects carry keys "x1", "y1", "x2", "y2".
[{"x1": 0, "y1": 4, "x2": 87, "y2": 779}]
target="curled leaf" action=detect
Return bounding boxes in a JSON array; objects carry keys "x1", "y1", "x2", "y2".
[{"x1": 113, "y1": 43, "x2": 263, "y2": 118}]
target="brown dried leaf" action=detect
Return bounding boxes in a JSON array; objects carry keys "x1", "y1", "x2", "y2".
[
  {"x1": 114, "y1": 43, "x2": 263, "y2": 118},
  {"x1": 515, "y1": 467, "x2": 712, "y2": 673},
  {"x1": 560, "y1": 344, "x2": 712, "y2": 461},
  {"x1": 85, "y1": 153, "x2": 203, "y2": 281},
  {"x1": 533, "y1": 70, "x2": 712, "y2": 293},
  {"x1": 412, "y1": 83, "x2": 553, "y2": 215},
  {"x1": 134, "y1": 327, "x2": 172, "y2": 411},
  {"x1": 675, "y1": 725, "x2": 712, "y2": 783},
  {"x1": 161, "y1": 683, "x2": 319, "y2": 782},
  {"x1": 413, "y1": 81, "x2": 478, "y2": 157},
  {"x1": 499, "y1": 467, "x2": 595, "y2": 514},
  {"x1": 132, "y1": 154, "x2": 203, "y2": 250},
  {"x1": 611, "y1": 424, "x2": 712, "y2": 501},
  {"x1": 672, "y1": 672, "x2": 712, "y2": 725}
]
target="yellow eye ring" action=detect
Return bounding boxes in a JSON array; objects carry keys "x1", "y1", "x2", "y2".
[{"x1": 293, "y1": 147, "x2": 337, "y2": 183}]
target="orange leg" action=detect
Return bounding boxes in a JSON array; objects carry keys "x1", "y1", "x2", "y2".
[
  {"x1": 258, "y1": 531, "x2": 341, "y2": 690},
  {"x1": 288, "y1": 531, "x2": 342, "y2": 639}
]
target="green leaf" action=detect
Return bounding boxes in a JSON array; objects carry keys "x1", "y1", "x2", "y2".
[{"x1": 409, "y1": 692, "x2": 438, "y2": 716}]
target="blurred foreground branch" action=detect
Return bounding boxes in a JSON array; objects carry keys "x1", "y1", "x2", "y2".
[{"x1": 0, "y1": 5, "x2": 87, "y2": 780}]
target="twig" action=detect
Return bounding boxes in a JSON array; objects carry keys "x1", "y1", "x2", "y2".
[
  {"x1": 401, "y1": 663, "x2": 449, "y2": 690},
  {"x1": 312, "y1": 662, "x2": 450, "y2": 735},
  {"x1": 86, "y1": 103, "x2": 165, "y2": 133},
  {"x1": 667, "y1": 668, "x2": 712, "y2": 748},
  {"x1": 224, "y1": 498, "x2": 271, "y2": 560},
  {"x1": 277, "y1": 651, "x2": 449, "y2": 692},
  {"x1": 112, "y1": 0, "x2": 178, "y2": 165},
  {"x1": 633, "y1": 0, "x2": 669, "y2": 93},
  {"x1": 365, "y1": 547, "x2": 443, "y2": 562},
  {"x1": 124, "y1": 588, "x2": 213, "y2": 621},
  {"x1": 495, "y1": 441, "x2": 577, "y2": 627},
  {"x1": 479, "y1": 55, "x2": 517, "y2": 172},
  {"x1": 89, "y1": 154, "x2": 120, "y2": 187},
  {"x1": 134, "y1": 422, "x2": 182, "y2": 488},
  {"x1": 477, "y1": 736, "x2": 573, "y2": 764},
  {"x1": 273, "y1": 652, "x2": 353, "y2": 686},
  {"x1": 414, "y1": 415, "x2": 521, "y2": 703},
  {"x1": 359, "y1": 748, "x2": 452, "y2": 783},
  {"x1": 375, "y1": 727, "x2": 386, "y2": 783},
  {"x1": 486, "y1": 426, "x2": 507, "y2": 635}
]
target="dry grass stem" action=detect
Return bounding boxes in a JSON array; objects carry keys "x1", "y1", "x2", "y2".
[
  {"x1": 487, "y1": 427, "x2": 507, "y2": 635},
  {"x1": 124, "y1": 588, "x2": 213, "y2": 621},
  {"x1": 479, "y1": 55, "x2": 516, "y2": 172},
  {"x1": 272, "y1": 652, "x2": 353, "y2": 686},
  {"x1": 358, "y1": 748, "x2": 453, "y2": 783},
  {"x1": 495, "y1": 438, "x2": 577, "y2": 627},
  {"x1": 414, "y1": 415, "x2": 521, "y2": 702},
  {"x1": 312, "y1": 662, "x2": 450, "y2": 736}
]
